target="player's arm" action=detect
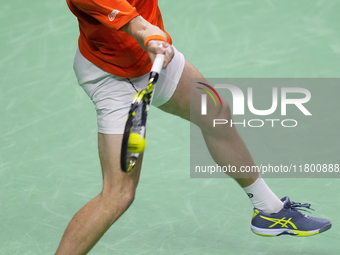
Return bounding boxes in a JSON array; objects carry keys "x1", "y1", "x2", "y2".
[{"x1": 121, "y1": 15, "x2": 174, "y2": 68}]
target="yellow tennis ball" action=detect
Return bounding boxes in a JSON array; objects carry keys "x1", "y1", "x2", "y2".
[{"x1": 128, "y1": 133, "x2": 146, "y2": 153}]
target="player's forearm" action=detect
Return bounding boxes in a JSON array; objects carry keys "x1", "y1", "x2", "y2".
[{"x1": 121, "y1": 15, "x2": 168, "y2": 51}]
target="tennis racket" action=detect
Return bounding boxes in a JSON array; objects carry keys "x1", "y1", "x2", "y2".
[{"x1": 121, "y1": 54, "x2": 165, "y2": 172}]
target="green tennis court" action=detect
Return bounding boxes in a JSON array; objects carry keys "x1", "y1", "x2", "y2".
[{"x1": 1, "y1": 0, "x2": 339, "y2": 254}]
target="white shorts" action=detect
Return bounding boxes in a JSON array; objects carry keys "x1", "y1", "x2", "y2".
[{"x1": 73, "y1": 47, "x2": 185, "y2": 134}]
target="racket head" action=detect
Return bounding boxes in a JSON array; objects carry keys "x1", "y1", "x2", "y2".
[
  {"x1": 120, "y1": 90, "x2": 147, "y2": 172},
  {"x1": 120, "y1": 54, "x2": 164, "y2": 173}
]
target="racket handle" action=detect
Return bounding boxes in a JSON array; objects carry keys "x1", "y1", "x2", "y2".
[{"x1": 151, "y1": 54, "x2": 165, "y2": 74}]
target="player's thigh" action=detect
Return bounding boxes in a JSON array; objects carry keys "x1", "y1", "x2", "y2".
[
  {"x1": 98, "y1": 133, "x2": 143, "y2": 196},
  {"x1": 158, "y1": 60, "x2": 194, "y2": 120},
  {"x1": 158, "y1": 60, "x2": 226, "y2": 127}
]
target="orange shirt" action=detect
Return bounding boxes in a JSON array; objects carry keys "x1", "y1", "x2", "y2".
[{"x1": 67, "y1": 0, "x2": 172, "y2": 78}]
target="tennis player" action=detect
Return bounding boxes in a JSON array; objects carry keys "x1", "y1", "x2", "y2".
[{"x1": 56, "y1": 0, "x2": 331, "y2": 254}]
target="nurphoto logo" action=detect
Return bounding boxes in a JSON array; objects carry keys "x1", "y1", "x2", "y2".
[
  {"x1": 196, "y1": 82, "x2": 222, "y2": 115},
  {"x1": 200, "y1": 84, "x2": 312, "y2": 128}
]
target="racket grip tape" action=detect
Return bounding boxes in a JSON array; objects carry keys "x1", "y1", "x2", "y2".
[{"x1": 151, "y1": 54, "x2": 165, "y2": 74}]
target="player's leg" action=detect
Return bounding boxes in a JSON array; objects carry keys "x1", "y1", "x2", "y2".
[
  {"x1": 158, "y1": 59, "x2": 331, "y2": 236},
  {"x1": 159, "y1": 60, "x2": 257, "y2": 184},
  {"x1": 55, "y1": 49, "x2": 147, "y2": 254},
  {"x1": 158, "y1": 59, "x2": 284, "y2": 213},
  {"x1": 55, "y1": 133, "x2": 143, "y2": 255},
  {"x1": 150, "y1": 49, "x2": 282, "y2": 213}
]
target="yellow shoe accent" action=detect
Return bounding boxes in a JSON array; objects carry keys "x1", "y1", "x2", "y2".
[
  {"x1": 252, "y1": 232, "x2": 277, "y2": 237},
  {"x1": 252, "y1": 209, "x2": 259, "y2": 219},
  {"x1": 291, "y1": 229, "x2": 319, "y2": 237},
  {"x1": 259, "y1": 216, "x2": 298, "y2": 229}
]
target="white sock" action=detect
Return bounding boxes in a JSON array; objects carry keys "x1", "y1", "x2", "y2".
[{"x1": 243, "y1": 178, "x2": 283, "y2": 214}]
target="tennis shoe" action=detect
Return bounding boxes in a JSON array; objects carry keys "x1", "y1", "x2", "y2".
[{"x1": 251, "y1": 197, "x2": 331, "y2": 237}]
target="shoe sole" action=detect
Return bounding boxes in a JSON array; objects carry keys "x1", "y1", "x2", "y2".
[{"x1": 251, "y1": 223, "x2": 332, "y2": 237}]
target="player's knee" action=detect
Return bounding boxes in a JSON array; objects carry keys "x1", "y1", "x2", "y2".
[
  {"x1": 117, "y1": 187, "x2": 136, "y2": 209},
  {"x1": 102, "y1": 184, "x2": 136, "y2": 212},
  {"x1": 199, "y1": 99, "x2": 232, "y2": 132},
  {"x1": 218, "y1": 100, "x2": 232, "y2": 120},
  {"x1": 121, "y1": 188, "x2": 136, "y2": 209}
]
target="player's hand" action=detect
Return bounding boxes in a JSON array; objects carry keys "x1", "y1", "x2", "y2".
[{"x1": 147, "y1": 40, "x2": 174, "y2": 69}]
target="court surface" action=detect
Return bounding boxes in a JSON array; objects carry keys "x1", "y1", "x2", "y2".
[{"x1": 1, "y1": 0, "x2": 340, "y2": 254}]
